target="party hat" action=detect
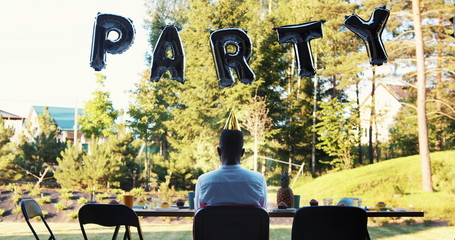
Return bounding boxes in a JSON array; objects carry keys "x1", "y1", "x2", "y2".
[{"x1": 223, "y1": 110, "x2": 241, "y2": 131}]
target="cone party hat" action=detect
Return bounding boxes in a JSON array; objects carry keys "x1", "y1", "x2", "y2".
[{"x1": 223, "y1": 110, "x2": 241, "y2": 131}]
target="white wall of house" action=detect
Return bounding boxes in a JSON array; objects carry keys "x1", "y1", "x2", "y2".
[{"x1": 359, "y1": 84, "x2": 402, "y2": 144}]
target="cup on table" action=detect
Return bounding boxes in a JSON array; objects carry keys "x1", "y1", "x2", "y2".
[
  {"x1": 188, "y1": 192, "x2": 195, "y2": 209},
  {"x1": 123, "y1": 195, "x2": 134, "y2": 208},
  {"x1": 323, "y1": 198, "x2": 333, "y2": 206},
  {"x1": 293, "y1": 195, "x2": 301, "y2": 208},
  {"x1": 353, "y1": 198, "x2": 362, "y2": 208}
]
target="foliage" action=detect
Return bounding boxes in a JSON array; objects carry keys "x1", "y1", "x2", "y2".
[
  {"x1": 0, "y1": 118, "x2": 20, "y2": 181},
  {"x1": 77, "y1": 197, "x2": 90, "y2": 205},
  {"x1": 315, "y1": 99, "x2": 359, "y2": 169},
  {"x1": 29, "y1": 187, "x2": 42, "y2": 197},
  {"x1": 110, "y1": 188, "x2": 123, "y2": 195},
  {"x1": 54, "y1": 144, "x2": 85, "y2": 189},
  {"x1": 0, "y1": 209, "x2": 5, "y2": 216},
  {"x1": 78, "y1": 73, "x2": 118, "y2": 138},
  {"x1": 16, "y1": 106, "x2": 66, "y2": 182},
  {"x1": 12, "y1": 205, "x2": 21, "y2": 214},
  {"x1": 36, "y1": 196, "x2": 51, "y2": 204},
  {"x1": 10, "y1": 194, "x2": 21, "y2": 203},
  {"x1": 293, "y1": 150, "x2": 455, "y2": 224},
  {"x1": 54, "y1": 202, "x2": 67, "y2": 211},
  {"x1": 95, "y1": 193, "x2": 110, "y2": 200},
  {"x1": 67, "y1": 211, "x2": 78, "y2": 219}
]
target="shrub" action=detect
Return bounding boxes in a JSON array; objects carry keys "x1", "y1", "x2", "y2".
[
  {"x1": 130, "y1": 187, "x2": 148, "y2": 201},
  {"x1": 29, "y1": 188, "x2": 42, "y2": 197},
  {"x1": 23, "y1": 184, "x2": 35, "y2": 192},
  {"x1": 110, "y1": 188, "x2": 123, "y2": 195},
  {"x1": 54, "y1": 202, "x2": 67, "y2": 211},
  {"x1": 60, "y1": 192, "x2": 74, "y2": 200},
  {"x1": 95, "y1": 193, "x2": 110, "y2": 201},
  {"x1": 36, "y1": 196, "x2": 51, "y2": 204},
  {"x1": 14, "y1": 187, "x2": 24, "y2": 195},
  {"x1": 10, "y1": 194, "x2": 21, "y2": 203},
  {"x1": 12, "y1": 205, "x2": 21, "y2": 214},
  {"x1": 77, "y1": 197, "x2": 90, "y2": 205},
  {"x1": 67, "y1": 211, "x2": 78, "y2": 219},
  {"x1": 5, "y1": 183, "x2": 16, "y2": 191},
  {"x1": 0, "y1": 209, "x2": 5, "y2": 216},
  {"x1": 60, "y1": 188, "x2": 72, "y2": 195}
]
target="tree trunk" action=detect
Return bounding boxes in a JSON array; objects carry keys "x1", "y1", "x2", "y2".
[
  {"x1": 412, "y1": 0, "x2": 433, "y2": 192},
  {"x1": 368, "y1": 68, "x2": 376, "y2": 164},
  {"x1": 254, "y1": 136, "x2": 258, "y2": 172},
  {"x1": 356, "y1": 82, "x2": 362, "y2": 165}
]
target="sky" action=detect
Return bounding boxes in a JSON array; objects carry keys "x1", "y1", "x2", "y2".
[{"x1": 0, "y1": 0, "x2": 150, "y2": 117}]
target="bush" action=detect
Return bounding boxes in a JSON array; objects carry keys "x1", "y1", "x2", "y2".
[
  {"x1": 29, "y1": 188, "x2": 42, "y2": 197},
  {"x1": 22, "y1": 184, "x2": 35, "y2": 192},
  {"x1": 54, "y1": 202, "x2": 67, "y2": 211},
  {"x1": 60, "y1": 188, "x2": 72, "y2": 195},
  {"x1": 14, "y1": 187, "x2": 24, "y2": 195},
  {"x1": 77, "y1": 197, "x2": 90, "y2": 205},
  {"x1": 60, "y1": 192, "x2": 74, "y2": 200},
  {"x1": 36, "y1": 196, "x2": 51, "y2": 204},
  {"x1": 5, "y1": 183, "x2": 16, "y2": 191},
  {"x1": 110, "y1": 188, "x2": 123, "y2": 195},
  {"x1": 67, "y1": 211, "x2": 78, "y2": 219},
  {"x1": 0, "y1": 209, "x2": 5, "y2": 216},
  {"x1": 10, "y1": 194, "x2": 21, "y2": 203},
  {"x1": 12, "y1": 205, "x2": 21, "y2": 214},
  {"x1": 95, "y1": 193, "x2": 110, "y2": 201}
]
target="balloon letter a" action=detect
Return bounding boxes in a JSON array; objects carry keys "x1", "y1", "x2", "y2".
[
  {"x1": 150, "y1": 25, "x2": 185, "y2": 83},
  {"x1": 210, "y1": 28, "x2": 255, "y2": 88},
  {"x1": 90, "y1": 13, "x2": 135, "y2": 71},
  {"x1": 344, "y1": 6, "x2": 390, "y2": 66},
  {"x1": 274, "y1": 21, "x2": 324, "y2": 78}
]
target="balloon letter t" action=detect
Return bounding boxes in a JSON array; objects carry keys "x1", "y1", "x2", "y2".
[
  {"x1": 274, "y1": 21, "x2": 324, "y2": 78},
  {"x1": 90, "y1": 13, "x2": 136, "y2": 71}
]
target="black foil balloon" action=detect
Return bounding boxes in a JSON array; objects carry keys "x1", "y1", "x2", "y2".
[
  {"x1": 274, "y1": 21, "x2": 325, "y2": 78},
  {"x1": 90, "y1": 13, "x2": 136, "y2": 71},
  {"x1": 210, "y1": 28, "x2": 255, "y2": 88},
  {"x1": 150, "y1": 25, "x2": 185, "y2": 83},
  {"x1": 344, "y1": 6, "x2": 390, "y2": 66}
]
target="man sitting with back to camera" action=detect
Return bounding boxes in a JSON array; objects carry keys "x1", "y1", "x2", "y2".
[{"x1": 194, "y1": 112, "x2": 268, "y2": 210}]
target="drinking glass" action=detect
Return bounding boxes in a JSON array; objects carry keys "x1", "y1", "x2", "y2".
[
  {"x1": 323, "y1": 198, "x2": 333, "y2": 206},
  {"x1": 353, "y1": 198, "x2": 362, "y2": 207}
]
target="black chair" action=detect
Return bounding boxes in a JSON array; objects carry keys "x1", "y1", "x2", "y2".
[
  {"x1": 193, "y1": 206, "x2": 269, "y2": 240},
  {"x1": 78, "y1": 203, "x2": 144, "y2": 240},
  {"x1": 292, "y1": 206, "x2": 370, "y2": 240},
  {"x1": 20, "y1": 198, "x2": 56, "y2": 240}
]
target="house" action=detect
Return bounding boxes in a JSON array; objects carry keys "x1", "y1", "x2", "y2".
[
  {"x1": 0, "y1": 109, "x2": 26, "y2": 142},
  {"x1": 25, "y1": 106, "x2": 84, "y2": 143},
  {"x1": 359, "y1": 83, "x2": 408, "y2": 144}
]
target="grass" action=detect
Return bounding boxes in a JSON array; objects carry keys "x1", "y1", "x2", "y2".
[
  {"x1": 0, "y1": 222, "x2": 454, "y2": 240},
  {"x1": 292, "y1": 151, "x2": 455, "y2": 224}
]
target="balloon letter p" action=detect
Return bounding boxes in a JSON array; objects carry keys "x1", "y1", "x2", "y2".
[
  {"x1": 344, "y1": 6, "x2": 390, "y2": 66},
  {"x1": 210, "y1": 28, "x2": 255, "y2": 88},
  {"x1": 90, "y1": 13, "x2": 136, "y2": 71}
]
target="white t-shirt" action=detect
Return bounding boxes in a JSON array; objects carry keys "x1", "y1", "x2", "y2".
[{"x1": 194, "y1": 164, "x2": 268, "y2": 210}]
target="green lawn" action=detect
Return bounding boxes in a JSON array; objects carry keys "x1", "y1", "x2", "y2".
[{"x1": 1, "y1": 222, "x2": 454, "y2": 240}]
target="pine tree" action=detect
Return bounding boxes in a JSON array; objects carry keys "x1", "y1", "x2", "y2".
[
  {"x1": 0, "y1": 118, "x2": 19, "y2": 181},
  {"x1": 78, "y1": 73, "x2": 118, "y2": 138}
]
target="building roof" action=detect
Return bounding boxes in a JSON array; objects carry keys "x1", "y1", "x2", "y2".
[
  {"x1": 32, "y1": 106, "x2": 83, "y2": 131},
  {"x1": 0, "y1": 110, "x2": 25, "y2": 120}
]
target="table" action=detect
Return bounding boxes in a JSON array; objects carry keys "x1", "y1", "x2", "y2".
[{"x1": 134, "y1": 207, "x2": 424, "y2": 218}]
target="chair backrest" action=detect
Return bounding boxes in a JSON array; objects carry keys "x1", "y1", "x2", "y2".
[
  {"x1": 78, "y1": 204, "x2": 144, "y2": 240},
  {"x1": 292, "y1": 206, "x2": 368, "y2": 240},
  {"x1": 20, "y1": 199, "x2": 56, "y2": 240},
  {"x1": 193, "y1": 206, "x2": 269, "y2": 240}
]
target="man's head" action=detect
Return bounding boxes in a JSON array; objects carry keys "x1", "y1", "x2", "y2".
[{"x1": 217, "y1": 129, "x2": 244, "y2": 165}]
